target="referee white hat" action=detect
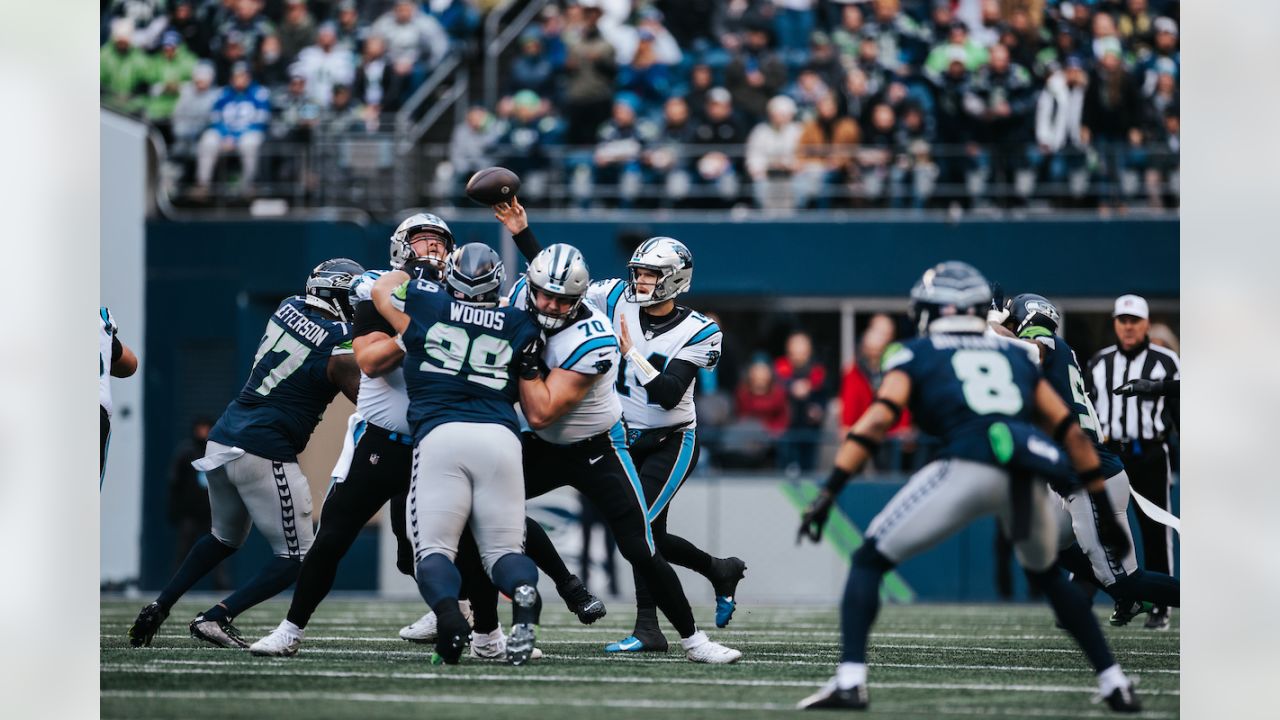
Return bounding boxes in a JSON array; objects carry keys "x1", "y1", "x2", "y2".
[{"x1": 1113, "y1": 294, "x2": 1149, "y2": 319}]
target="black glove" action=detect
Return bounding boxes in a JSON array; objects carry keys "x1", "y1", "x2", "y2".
[
  {"x1": 1089, "y1": 488, "x2": 1132, "y2": 560},
  {"x1": 797, "y1": 489, "x2": 836, "y2": 544},
  {"x1": 1114, "y1": 378, "x2": 1164, "y2": 398},
  {"x1": 518, "y1": 333, "x2": 546, "y2": 380}
]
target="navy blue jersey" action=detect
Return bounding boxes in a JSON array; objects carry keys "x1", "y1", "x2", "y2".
[
  {"x1": 210, "y1": 296, "x2": 353, "y2": 461},
  {"x1": 1019, "y1": 328, "x2": 1126, "y2": 478},
  {"x1": 883, "y1": 331, "x2": 1043, "y2": 464},
  {"x1": 397, "y1": 277, "x2": 541, "y2": 442}
]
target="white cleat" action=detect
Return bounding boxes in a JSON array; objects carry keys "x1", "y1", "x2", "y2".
[
  {"x1": 399, "y1": 599, "x2": 473, "y2": 643},
  {"x1": 469, "y1": 628, "x2": 543, "y2": 661},
  {"x1": 685, "y1": 638, "x2": 742, "y2": 664},
  {"x1": 249, "y1": 620, "x2": 304, "y2": 657}
]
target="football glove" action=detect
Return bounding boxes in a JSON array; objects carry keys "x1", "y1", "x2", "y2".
[
  {"x1": 797, "y1": 489, "x2": 836, "y2": 544},
  {"x1": 1113, "y1": 379, "x2": 1164, "y2": 398},
  {"x1": 518, "y1": 333, "x2": 547, "y2": 380}
]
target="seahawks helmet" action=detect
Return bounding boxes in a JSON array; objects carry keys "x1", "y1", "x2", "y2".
[
  {"x1": 305, "y1": 257, "x2": 365, "y2": 322},
  {"x1": 390, "y1": 212, "x2": 455, "y2": 278},
  {"x1": 908, "y1": 261, "x2": 992, "y2": 336},
  {"x1": 525, "y1": 243, "x2": 591, "y2": 330},
  {"x1": 1004, "y1": 293, "x2": 1061, "y2": 336},
  {"x1": 625, "y1": 236, "x2": 693, "y2": 306},
  {"x1": 444, "y1": 243, "x2": 505, "y2": 307}
]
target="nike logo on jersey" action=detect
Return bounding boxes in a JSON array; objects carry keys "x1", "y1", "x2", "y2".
[{"x1": 588, "y1": 455, "x2": 604, "y2": 465}]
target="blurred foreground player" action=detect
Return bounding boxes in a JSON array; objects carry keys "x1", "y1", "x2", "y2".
[
  {"x1": 796, "y1": 262, "x2": 1140, "y2": 712},
  {"x1": 129, "y1": 259, "x2": 363, "y2": 648},
  {"x1": 100, "y1": 307, "x2": 139, "y2": 486}
]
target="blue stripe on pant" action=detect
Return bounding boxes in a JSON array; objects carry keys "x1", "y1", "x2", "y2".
[
  {"x1": 646, "y1": 429, "x2": 696, "y2": 522},
  {"x1": 608, "y1": 421, "x2": 654, "y2": 555}
]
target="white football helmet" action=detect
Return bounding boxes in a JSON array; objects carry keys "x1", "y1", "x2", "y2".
[
  {"x1": 525, "y1": 243, "x2": 591, "y2": 330},
  {"x1": 625, "y1": 236, "x2": 693, "y2": 306},
  {"x1": 390, "y1": 212, "x2": 455, "y2": 277}
]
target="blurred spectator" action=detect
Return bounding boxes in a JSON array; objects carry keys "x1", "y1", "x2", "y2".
[
  {"x1": 508, "y1": 31, "x2": 557, "y2": 100},
  {"x1": 862, "y1": 0, "x2": 932, "y2": 71},
  {"x1": 256, "y1": 34, "x2": 291, "y2": 87},
  {"x1": 1117, "y1": 0, "x2": 1156, "y2": 55},
  {"x1": 892, "y1": 102, "x2": 939, "y2": 209},
  {"x1": 806, "y1": 32, "x2": 842, "y2": 89},
  {"x1": 831, "y1": 4, "x2": 866, "y2": 61},
  {"x1": 429, "y1": 0, "x2": 482, "y2": 43},
  {"x1": 590, "y1": 94, "x2": 656, "y2": 208},
  {"x1": 1034, "y1": 21, "x2": 1082, "y2": 81},
  {"x1": 321, "y1": 84, "x2": 364, "y2": 135},
  {"x1": 167, "y1": 1, "x2": 209, "y2": 58},
  {"x1": 786, "y1": 67, "x2": 831, "y2": 116},
  {"x1": 774, "y1": 330, "x2": 828, "y2": 474},
  {"x1": 449, "y1": 106, "x2": 501, "y2": 192},
  {"x1": 1035, "y1": 56, "x2": 1089, "y2": 203},
  {"x1": 684, "y1": 63, "x2": 715, "y2": 117},
  {"x1": 562, "y1": 2, "x2": 618, "y2": 145},
  {"x1": 169, "y1": 417, "x2": 231, "y2": 589},
  {"x1": 213, "y1": 31, "x2": 251, "y2": 85},
  {"x1": 334, "y1": 0, "x2": 366, "y2": 57},
  {"x1": 690, "y1": 87, "x2": 748, "y2": 207},
  {"x1": 643, "y1": 96, "x2": 697, "y2": 206},
  {"x1": 795, "y1": 92, "x2": 859, "y2": 209},
  {"x1": 1090, "y1": 13, "x2": 1122, "y2": 64},
  {"x1": 926, "y1": 47, "x2": 976, "y2": 206},
  {"x1": 353, "y1": 35, "x2": 409, "y2": 113},
  {"x1": 1001, "y1": 8, "x2": 1042, "y2": 70},
  {"x1": 495, "y1": 90, "x2": 563, "y2": 202},
  {"x1": 1084, "y1": 45, "x2": 1143, "y2": 199},
  {"x1": 857, "y1": 102, "x2": 898, "y2": 206},
  {"x1": 839, "y1": 314, "x2": 912, "y2": 433},
  {"x1": 1138, "y1": 17, "x2": 1178, "y2": 96},
  {"x1": 292, "y1": 22, "x2": 356, "y2": 106},
  {"x1": 852, "y1": 34, "x2": 892, "y2": 97},
  {"x1": 101, "y1": 19, "x2": 151, "y2": 113},
  {"x1": 1148, "y1": 322, "x2": 1180, "y2": 354},
  {"x1": 533, "y1": 4, "x2": 569, "y2": 72},
  {"x1": 616, "y1": 30, "x2": 674, "y2": 114},
  {"x1": 277, "y1": 0, "x2": 317, "y2": 64},
  {"x1": 746, "y1": 95, "x2": 802, "y2": 210},
  {"x1": 271, "y1": 72, "x2": 321, "y2": 144},
  {"x1": 725, "y1": 22, "x2": 787, "y2": 123},
  {"x1": 964, "y1": 43, "x2": 1037, "y2": 205},
  {"x1": 839, "y1": 68, "x2": 876, "y2": 127},
  {"x1": 171, "y1": 62, "x2": 220, "y2": 154},
  {"x1": 604, "y1": 6, "x2": 683, "y2": 66},
  {"x1": 654, "y1": 0, "x2": 718, "y2": 49},
  {"x1": 195, "y1": 62, "x2": 270, "y2": 198},
  {"x1": 143, "y1": 32, "x2": 199, "y2": 128},
  {"x1": 371, "y1": 0, "x2": 450, "y2": 73},
  {"x1": 964, "y1": 0, "x2": 1005, "y2": 48},
  {"x1": 212, "y1": 0, "x2": 276, "y2": 62},
  {"x1": 733, "y1": 357, "x2": 789, "y2": 442},
  {"x1": 107, "y1": 0, "x2": 170, "y2": 51},
  {"x1": 925, "y1": 20, "x2": 988, "y2": 74},
  {"x1": 771, "y1": 0, "x2": 817, "y2": 62}
]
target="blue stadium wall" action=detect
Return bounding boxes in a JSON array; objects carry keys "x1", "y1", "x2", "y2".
[{"x1": 139, "y1": 218, "x2": 1178, "y2": 595}]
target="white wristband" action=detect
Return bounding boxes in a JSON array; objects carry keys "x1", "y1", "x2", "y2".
[
  {"x1": 626, "y1": 347, "x2": 661, "y2": 384},
  {"x1": 393, "y1": 335, "x2": 407, "y2": 352}
]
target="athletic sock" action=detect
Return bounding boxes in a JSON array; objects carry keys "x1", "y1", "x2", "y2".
[
  {"x1": 415, "y1": 553, "x2": 462, "y2": 608},
  {"x1": 524, "y1": 516, "x2": 574, "y2": 585},
  {"x1": 1108, "y1": 569, "x2": 1180, "y2": 608},
  {"x1": 1097, "y1": 664, "x2": 1129, "y2": 695},
  {"x1": 218, "y1": 555, "x2": 302, "y2": 619},
  {"x1": 679, "y1": 630, "x2": 707, "y2": 649},
  {"x1": 156, "y1": 533, "x2": 237, "y2": 611},
  {"x1": 839, "y1": 559, "x2": 885, "y2": 664},
  {"x1": 490, "y1": 553, "x2": 540, "y2": 626},
  {"x1": 836, "y1": 662, "x2": 868, "y2": 690},
  {"x1": 1029, "y1": 565, "x2": 1116, "y2": 672},
  {"x1": 660, "y1": 533, "x2": 715, "y2": 577}
]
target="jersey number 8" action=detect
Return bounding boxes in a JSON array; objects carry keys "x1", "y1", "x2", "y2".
[
  {"x1": 421, "y1": 322, "x2": 513, "y2": 390},
  {"x1": 951, "y1": 350, "x2": 1023, "y2": 415}
]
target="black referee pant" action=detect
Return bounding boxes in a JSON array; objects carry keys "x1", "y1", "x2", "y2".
[
  {"x1": 522, "y1": 422, "x2": 698, "y2": 639},
  {"x1": 1110, "y1": 440, "x2": 1175, "y2": 581}
]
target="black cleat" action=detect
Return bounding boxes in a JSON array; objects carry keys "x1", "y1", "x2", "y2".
[
  {"x1": 557, "y1": 575, "x2": 607, "y2": 625},
  {"x1": 128, "y1": 602, "x2": 169, "y2": 648},
  {"x1": 1143, "y1": 605, "x2": 1170, "y2": 630},
  {"x1": 1109, "y1": 600, "x2": 1153, "y2": 627},
  {"x1": 432, "y1": 613, "x2": 471, "y2": 665},
  {"x1": 710, "y1": 557, "x2": 747, "y2": 628},
  {"x1": 797, "y1": 680, "x2": 869, "y2": 710},
  {"x1": 1100, "y1": 682, "x2": 1142, "y2": 713},
  {"x1": 189, "y1": 615, "x2": 250, "y2": 648}
]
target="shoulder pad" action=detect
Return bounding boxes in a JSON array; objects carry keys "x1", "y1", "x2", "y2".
[
  {"x1": 882, "y1": 341, "x2": 913, "y2": 371},
  {"x1": 349, "y1": 270, "x2": 386, "y2": 303}
]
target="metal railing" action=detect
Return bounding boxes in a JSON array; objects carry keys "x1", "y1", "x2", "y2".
[{"x1": 482, "y1": 0, "x2": 552, "y2": 109}]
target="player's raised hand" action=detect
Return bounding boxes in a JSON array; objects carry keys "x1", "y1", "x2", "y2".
[
  {"x1": 617, "y1": 315, "x2": 634, "y2": 355},
  {"x1": 797, "y1": 489, "x2": 835, "y2": 544},
  {"x1": 494, "y1": 197, "x2": 528, "y2": 235}
]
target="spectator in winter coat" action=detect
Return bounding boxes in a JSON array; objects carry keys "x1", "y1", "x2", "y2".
[
  {"x1": 450, "y1": 104, "x2": 501, "y2": 172},
  {"x1": 840, "y1": 314, "x2": 912, "y2": 433},
  {"x1": 747, "y1": 94, "x2": 803, "y2": 210},
  {"x1": 370, "y1": 0, "x2": 449, "y2": 70},
  {"x1": 495, "y1": 90, "x2": 564, "y2": 201},
  {"x1": 352, "y1": 35, "x2": 408, "y2": 113},
  {"x1": 292, "y1": 22, "x2": 355, "y2": 107},
  {"x1": 774, "y1": 330, "x2": 829, "y2": 473},
  {"x1": 101, "y1": 19, "x2": 151, "y2": 113},
  {"x1": 143, "y1": 31, "x2": 198, "y2": 124},
  {"x1": 255, "y1": 34, "x2": 292, "y2": 88},
  {"x1": 794, "y1": 92, "x2": 860, "y2": 209},
  {"x1": 562, "y1": 3, "x2": 618, "y2": 145},
  {"x1": 334, "y1": 0, "x2": 367, "y2": 57},
  {"x1": 725, "y1": 24, "x2": 788, "y2": 124},
  {"x1": 195, "y1": 63, "x2": 271, "y2": 196},
  {"x1": 508, "y1": 31, "x2": 557, "y2": 100},
  {"x1": 1035, "y1": 56, "x2": 1089, "y2": 199},
  {"x1": 277, "y1": 0, "x2": 317, "y2": 64},
  {"x1": 964, "y1": 43, "x2": 1037, "y2": 202},
  {"x1": 591, "y1": 93, "x2": 658, "y2": 208},
  {"x1": 831, "y1": 4, "x2": 866, "y2": 62},
  {"x1": 689, "y1": 87, "x2": 748, "y2": 208},
  {"x1": 862, "y1": 0, "x2": 932, "y2": 70},
  {"x1": 925, "y1": 20, "x2": 989, "y2": 75},
  {"x1": 603, "y1": 6, "x2": 684, "y2": 66},
  {"x1": 212, "y1": 0, "x2": 276, "y2": 61},
  {"x1": 735, "y1": 358, "x2": 789, "y2": 437},
  {"x1": 616, "y1": 31, "x2": 673, "y2": 116},
  {"x1": 172, "y1": 62, "x2": 220, "y2": 153},
  {"x1": 167, "y1": 1, "x2": 209, "y2": 58}
]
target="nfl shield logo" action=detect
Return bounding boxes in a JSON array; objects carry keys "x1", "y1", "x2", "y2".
[{"x1": 369, "y1": 453, "x2": 380, "y2": 465}]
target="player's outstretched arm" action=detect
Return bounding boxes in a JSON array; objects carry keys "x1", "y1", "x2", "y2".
[
  {"x1": 111, "y1": 338, "x2": 139, "y2": 378},
  {"x1": 328, "y1": 353, "x2": 362, "y2": 404},
  {"x1": 494, "y1": 198, "x2": 542, "y2": 262},
  {"x1": 371, "y1": 270, "x2": 411, "y2": 335},
  {"x1": 798, "y1": 370, "x2": 910, "y2": 543}
]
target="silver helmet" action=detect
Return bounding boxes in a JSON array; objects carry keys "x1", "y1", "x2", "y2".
[
  {"x1": 444, "y1": 243, "x2": 505, "y2": 307},
  {"x1": 390, "y1": 212, "x2": 455, "y2": 277},
  {"x1": 525, "y1": 243, "x2": 591, "y2": 330},
  {"x1": 625, "y1": 236, "x2": 693, "y2": 306},
  {"x1": 908, "y1": 261, "x2": 992, "y2": 336},
  {"x1": 304, "y1": 257, "x2": 365, "y2": 323}
]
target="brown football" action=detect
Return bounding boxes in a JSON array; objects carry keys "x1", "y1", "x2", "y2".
[{"x1": 465, "y1": 166, "x2": 522, "y2": 206}]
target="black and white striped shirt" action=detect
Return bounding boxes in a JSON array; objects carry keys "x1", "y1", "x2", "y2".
[{"x1": 1086, "y1": 340, "x2": 1180, "y2": 443}]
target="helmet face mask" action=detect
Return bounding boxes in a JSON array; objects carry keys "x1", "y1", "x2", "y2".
[
  {"x1": 390, "y1": 213, "x2": 455, "y2": 279},
  {"x1": 525, "y1": 243, "x2": 591, "y2": 331},
  {"x1": 624, "y1": 237, "x2": 693, "y2": 307},
  {"x1": 444, "y1": 244, "x2": 505, "y2": 307},
  {"x1": 908, "y1": 261, "x2": 992, "y2": 336},
  {"x1": 305, "y1": 258, "x2": 365, "y2": 322}
]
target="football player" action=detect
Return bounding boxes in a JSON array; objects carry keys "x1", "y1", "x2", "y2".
[
  {"x1": 129, "y1": 259, "x2": 364, "y2": 649},
  {"x1": 795, "y1": 262, "x2": 1141, "y2": 712},
  {"x1": 997, "y1": 293, "x2": 1179, "y2": 625},
  {"x1": 371, "y1": 243, "x2": 544, "y2": 666},
  {"x1": 495, "y1": 199, "x2": 748, "y2": 654},
  {"x1": 100, "y1": 307, "x2": 139, "y2": 486}
]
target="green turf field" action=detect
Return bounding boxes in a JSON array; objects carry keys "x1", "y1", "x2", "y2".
[{"x1": 101, "y1": 598, "x2": 1178, "y2": 719}]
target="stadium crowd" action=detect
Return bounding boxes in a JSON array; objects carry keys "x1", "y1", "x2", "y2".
[{"x1": 102, "y1": 0, "x2": 1178, "y2": 211}]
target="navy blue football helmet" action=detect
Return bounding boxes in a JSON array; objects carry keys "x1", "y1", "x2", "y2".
[
  {"x1": 908, "y1": 261, "x2": 992, "y2": 335},
  {"x1": 1004, "y1": 293, "x2": 1061, "y2": 336},
  {"x1": 305, "y1": 257, "x2": 365, "y2": 322},
  {"x1": 444, "y1": 243, "x2": 505, "y2": 307}
]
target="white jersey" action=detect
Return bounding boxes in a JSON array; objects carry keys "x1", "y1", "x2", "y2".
[
  {"x1": 99, "y1": 307, "x2": 118, "y2": 416},
  {"x1": 585, "y1": 278, "x2": 722, "y2": 430},
  {"x1": 509, "y1": 276, "x2": 622, "y2": 444},
  {"x1": 349, "y1": 270, "x2": 410, "y2": 433}
]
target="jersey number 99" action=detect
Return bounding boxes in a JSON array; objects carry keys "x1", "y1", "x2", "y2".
[{"x1": 421, "y1": 322, "x2": 513, "y2": 390}]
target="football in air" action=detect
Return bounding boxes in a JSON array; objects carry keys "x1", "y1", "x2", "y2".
[{"x1": 465, "y1": 167, "x2": 522, "y2": 206}]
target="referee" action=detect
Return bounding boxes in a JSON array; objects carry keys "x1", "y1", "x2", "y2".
[{"x1": 1086, "y1": 294, "x2": 1180, "y2": 630}]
